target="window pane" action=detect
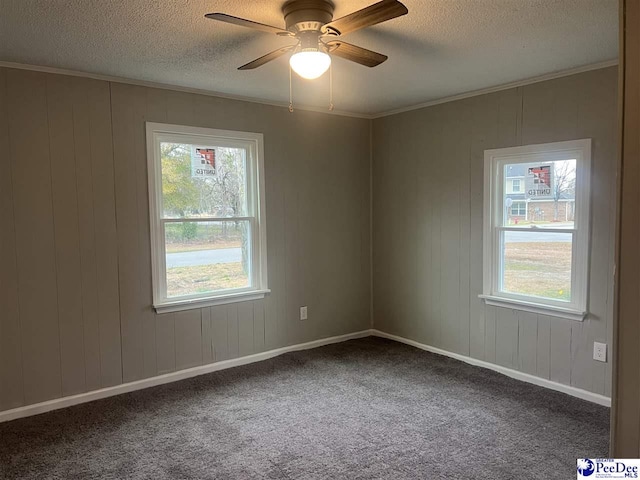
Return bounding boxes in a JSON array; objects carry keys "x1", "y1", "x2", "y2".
[
  {"x1": 160, "y1": 143, "x2": 247, "y2": 218},
  {"x1": 503, "y1": 160, "x2": 576, "y2": 227},
  {"x1": 501, "y1": 231, "x2": 572, "y2": 302},
  {"x1": 165, "y1": 221, "x2": 251, "y2": 298},
  {"x1": 511, "y1": 201, "x2": 526, "y2": 216}
]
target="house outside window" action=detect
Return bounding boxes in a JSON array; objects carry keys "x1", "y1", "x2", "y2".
[
  {"x1": 146, "y1": 123, "x2": 269, "y2": 313},
  {"x1": 481, "y1": 139, "x2": 591, "y2": 321}
]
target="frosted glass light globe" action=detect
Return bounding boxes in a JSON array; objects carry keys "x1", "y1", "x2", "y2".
[{"x1": 289, "y1": 51, "x2": 331, "y2": 80}]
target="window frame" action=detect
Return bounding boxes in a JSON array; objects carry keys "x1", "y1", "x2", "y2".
[
  {"x1": 146, "y1": 122, "x2": 269, "y2": 313},
  {"x1": 510, "y1": 201, "x2": 526, "y2": 216},
  {"x1": 480, "y1": 139, "x2": 592, "y2": 321}
]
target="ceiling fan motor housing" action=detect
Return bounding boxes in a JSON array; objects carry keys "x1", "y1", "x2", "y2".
[
  {"x1": 283, "y1": 0, "x2": 335, "y2": 33},
  {"x1": 205, "y1": 0, "x2": 405, "y2": 70}
]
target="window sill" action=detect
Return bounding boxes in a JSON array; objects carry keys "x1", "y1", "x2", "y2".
[
  {"x1": 154, "y1": 289, "x2": 271, "y2": 314},
  {"x1": 478, "y1": 294, "x2": 586, "y2": 321}
]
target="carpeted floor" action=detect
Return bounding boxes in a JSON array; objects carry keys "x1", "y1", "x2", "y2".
[{"x1": 0, "y1": 337, "x2": 609, "y2": 479}]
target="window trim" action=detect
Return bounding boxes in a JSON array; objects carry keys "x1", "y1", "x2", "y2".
[
  {"x1": 481, "y1": 139, "x2": 591, "y2": 321},
  {"x1": 510, "y1": 200, "x2": 526, "y2": 216},
  {"x1": 146, "y1": 122, "x2": 269, "y2": 313}
]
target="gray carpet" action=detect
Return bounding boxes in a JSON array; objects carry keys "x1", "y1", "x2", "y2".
[{"x1": 0, "y1": 337, "x2": 609, "y2": 479}]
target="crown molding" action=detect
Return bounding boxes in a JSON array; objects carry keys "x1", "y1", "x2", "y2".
[
  {"x1": 0, "y1": 59, "x2": 618, "y2": 120},
  {"x1": 0, "y1": 60, "x2": 369, "y2": 119},
  {"x1": 370, "y1": 59, "x2": 619, "y2": 119}
]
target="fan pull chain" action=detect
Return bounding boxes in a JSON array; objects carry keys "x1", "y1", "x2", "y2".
[
  {"x1": 329, "y1": 63, "x2": 334, "y2": 111},
  {"x1": 288, "y1": 65, "x2": 294, "y2": 113}
]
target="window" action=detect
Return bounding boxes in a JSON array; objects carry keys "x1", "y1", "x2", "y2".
[
  {"x1": 511, "y1": 179, "x2": 522, "y2": 193},
  {"x1": 146, "y1": 123, "x2": 268, "y2": 313},
  {"x1": 481, "y1": 139, "x2": 591, "y2": 321},
  {"x1": 509, "y1": 201, "x2": 527, "y2": 217}
]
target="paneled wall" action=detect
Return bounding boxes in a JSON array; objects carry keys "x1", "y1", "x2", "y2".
[
  {"x1": 612, "y1": 0, "x2": 639, "y2": 456},
  {"x1": 0, "y1": 67, "x2": 371, "y2": 412},
  {"x1": 372, "y1": 67, "x2": 618, "y2": 396}
]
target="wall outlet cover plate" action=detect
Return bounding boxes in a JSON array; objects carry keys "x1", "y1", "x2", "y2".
[{"x1": 593, "y1": 342, "x2": 607, "y2": 362}]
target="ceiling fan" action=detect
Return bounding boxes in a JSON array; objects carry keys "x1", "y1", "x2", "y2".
[{"x1": 205, "y1": 0, "x2": 408, "y2": 80}]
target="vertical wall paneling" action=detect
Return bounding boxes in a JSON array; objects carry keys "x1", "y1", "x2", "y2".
[
  {"x1": 521, "y1": 81, "x2": 557, "y2": 145},
  {"x1": 7, "y1": 69, "x2": 63, "y2": 405},
  {"x1": 497, "y1": 87, "x2": 522, "y2": 148},
  {"x1": 282, "y1": 124, "x2": 301, "y2": 347},
  {"x1": 174, "y1": 310, "x2": 202, "y2": 371},
  {"x1": 0, "y1": 64, "x2": 614, "y2": 412},
  {"x1": 517, "y1": 312, "x2": 538, "y2": 376},
  {"x1": 536, "y1": 315, "x2": 551, "y2": 380},
  {"x1": 577, "y1": 67, "x2": 618, "y2": 396},
  {"x1": 0, "y1": 64, "x2": 367, "y2": 413},
  {"x1": 0, "y1": 68, "x2": 24, "y2": 410},
  {"x1": 549, "y1": 320, "x2": 572, "y2": 385},
  {"x1": 211, "y1": 305, "x2": 229, "y2": 362},
  {"x1": 253, "y1": 300, "x2": 266, "y2": 353},
  {"x1": 111, "y1": 84, "x2": 145, "y2": 382},
  {"x1": 128, "y1": 85, "x2": 157, "y2": 379},
  {"x1": 227, "y1": 305, "x2": 240, "y2": 359},
  {"x1": 456, "y1": 104, "x2": 472, "y2": 356},
  {"x1": 371, "y1": 118, "x2": 389, "y2": 337},
  {"x1": 495, "y1": 307, "x2": 518, "y2": 369},
  {"x1": 440, "y1": 101, "x2": 468, "y2": 354},
  {"x1": 165, "y1": 90, "x2": 194, "y2": 126},
  {"x1": 268, "y1": 144, "x2": 288, "y2": 351},
  {"x1": 237, "y1": 302, "x2": 255, "y2": 357},
  {"x1": 133, "y1": 88, "x2": 159, "y2": 379},
  {"x1": 427, "y1": 108, "x2": 444, "y2": 347},
  {"x1": 46, "y1": 74, "x2": 87, "y2": 396},
  {"x1": 372, "y1": 67, "x2": 617, "y2": 396},
  {"x1": 86, "y1": 79, "x2": 123, "y2": 388},
  {"x1": 201, "y1": 308, "x2": 213, "y2": 365},
  {"x1": 484, "y1": 305, "x2": 497, "y2": 364},
  {"x1": 570, "y1": 321, "x2": 591, "y2": 391},
  {"x1": 295, "y1": 116, "x2": 314, "y2": 343},
  {"x1": 156, "y1": 313, "x2": 176, "y2": 374},
  {"x1": 409, "y1": 112, "x2": 432, "y2": 345},
  {"x1": 261, "y1": 107, "x2": 286, "y2": 351},
  {"x1": 141, "y1": 87, "x2": 169, "y2": 378},
  {"x1": 72, "y1": 76, "x2": 102, "y2": 393},
  {"x1": 468, "y1": 94, "x2": 499, "y2": 360}
]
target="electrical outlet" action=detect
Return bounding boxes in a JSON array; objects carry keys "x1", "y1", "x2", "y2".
[
  {"x1": 593, "y1": 342, "x2": 607, "y2": 362},
  {"x1": 300, "y1": 306, "x2": 308, "y2": 320}
]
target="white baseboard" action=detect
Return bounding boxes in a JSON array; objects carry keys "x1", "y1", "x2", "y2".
[
  {"x1": 0, "y1": 328, "x2": 610, "y2": 423},
  {"x1": 0, "y1": 330, "x2": 372, "y2": 423},
  {"x1": 371, "y1": 329, "x2": 611, "y2": 407}
]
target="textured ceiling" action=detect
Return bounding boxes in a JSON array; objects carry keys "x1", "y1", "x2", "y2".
[{"x1": 0, "y1": 0, "x2": 618, "y2": 115}]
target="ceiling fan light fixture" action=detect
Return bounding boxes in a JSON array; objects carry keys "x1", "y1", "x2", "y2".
[{"x1": 289, "y1": 49, "x2": 331, "y2": 79}]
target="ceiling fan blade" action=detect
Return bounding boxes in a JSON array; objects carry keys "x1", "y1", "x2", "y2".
[
  {"x1": 238, "y1": 45, "x2": 297, "y2": 70},
  {"x1": 325, "y1": 40, "x2": 387, "y2": 67},
  {"x1": 205, "y1": 13, "x2": 292, "y2": 36},
  {"x1": 321, "y1": 0, "x2": 408, "y2": 36}
]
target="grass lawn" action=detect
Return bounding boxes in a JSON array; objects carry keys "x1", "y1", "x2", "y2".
[
  {"x1": 503, "y1": 242, "x2": 571, "y2": 301},
  {"x1": 167, "y1": 262, "x2": 248, "y2": 298}
]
